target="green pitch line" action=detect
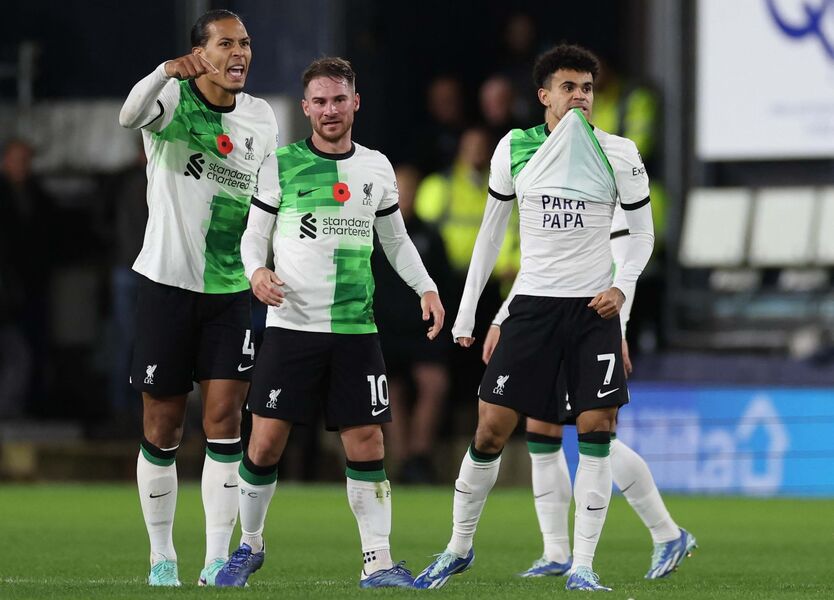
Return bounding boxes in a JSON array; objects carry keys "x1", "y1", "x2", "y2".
[{"x1": 1, "y1": 484, "x2": 832, "y2": 599}]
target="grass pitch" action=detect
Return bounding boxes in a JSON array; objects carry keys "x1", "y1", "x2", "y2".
[{"x1": 1, "y1": 484, "x2": 832, "y2": 599}]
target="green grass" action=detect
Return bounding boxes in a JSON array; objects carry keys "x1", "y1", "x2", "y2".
[{"x1": 1, "y1": 484, "x2": 832, "y2": 599}]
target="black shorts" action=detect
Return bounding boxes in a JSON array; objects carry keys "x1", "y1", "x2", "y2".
[
  {"x1": 550, "y1": 370, "x2": 630, "y2": 425},
  {"x1": 480, "y1": 295, "x2": 628, "y2": 421},
  {"x1": 247, "y1": 327, "x2": 391, "y2": 431},
  {"x1": 131, "y1": 275, "x2": 255, "y2": 396}
]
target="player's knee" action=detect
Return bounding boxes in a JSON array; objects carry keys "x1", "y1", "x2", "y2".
[
  {"x1": 576, "y1": 408, "x2": 617, "y2": 434},
  {"x1": 142, "y1": 417, "x2": 183, "y2": 449},
  {"x1": 473, "y1": 426, "x2": 506, "y2": 454},
  {"x1": 344, "y1": 425, "x2": 384, "y2": 460},
  {"x1": 247, "y1": 437, "x2": 282, "y2": 466},
  {"x1": 202, "y1": 410, "x2": 241, "y2": 438}
]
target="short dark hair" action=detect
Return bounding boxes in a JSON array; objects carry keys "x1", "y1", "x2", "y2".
[
  {"x1": 532, "y1": 44, "x2": 600, "y2": 89},
  {"x1": 302, "y1": 57, "x2": 356, "y2": 91},
  {"x1": 190, "y1": 9, "x2": 242, "y2": 48}
]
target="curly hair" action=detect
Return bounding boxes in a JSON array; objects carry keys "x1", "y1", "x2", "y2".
[{"x1": 532, "y1": 44, "x2": 600, "y2": 89}]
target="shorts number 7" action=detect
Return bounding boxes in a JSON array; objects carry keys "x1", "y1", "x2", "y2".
[{"x1": 596, "y1": 353, "x2": 616, "y2": 386}]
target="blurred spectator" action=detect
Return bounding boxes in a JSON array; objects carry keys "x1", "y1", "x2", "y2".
[
  {"x1": 416, "y1": 126, "x2": 518, "y2": 288},
  {"x1": 106, "y1": 141, "x2": 148, "y2": 423},
  {"x1": 415, "y1": 127, "x2": 518, "y2": 413},
  {"x1": 0, "y1": 139, "x2": 56, "y2": 414},
  {"x1": 373, "y1": 164, "x2": 452, "y2": 483},
  {"x1": 497, "y1": 13, "x2": 541, "y2": 123},
  {"x1": 479, "y1": 74, "x2": 524, "y2": 146},
  {"x1": 415, "y1": 75, "x2": 469, "y2": 174}
]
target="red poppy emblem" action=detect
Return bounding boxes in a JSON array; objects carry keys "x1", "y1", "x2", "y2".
[
  {"x1": 216, "y1": 134, "x2": 234, "y2": 155},
  {"x1": 333, "y1": 182, "x2": 351, "y2": 203}
]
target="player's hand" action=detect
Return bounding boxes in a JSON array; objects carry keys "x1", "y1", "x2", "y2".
[
  {"x1": 588, "y1": 287, "x2": 625, "y2": 319},
  {"x1": 482, "y1": 325, "x2": 501, "y2": 364},
  {"x1": 622, "y1": 338, "x2": 633, "y2": 378},
  {"x1": 164, "y1": 52, "x2": 219, "y2": 80},
  {"x1": 251, "y1": 267, "x2": 285, "y2": 306},
  {"x1": 421, "y1": 291, "x2": 445, "y2": 340},
  {"x1": 455, "y1": 336, "x2": 475, "y2": 348}
]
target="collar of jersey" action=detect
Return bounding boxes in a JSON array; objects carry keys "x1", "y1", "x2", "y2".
[
  {"x1": 305, "y1": 137, "x2": 356, "y2": 160},
  {"x1": 189, "y1": 79, "x2": 236, "y2": 113}
]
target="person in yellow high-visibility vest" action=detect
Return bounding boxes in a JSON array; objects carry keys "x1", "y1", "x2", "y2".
[
  {"x1": 415, "y1": 126, "x2": 519, "y2": 416},
  {"x1": 416, "y1": 126, "x2": 520, "y2": 298}
]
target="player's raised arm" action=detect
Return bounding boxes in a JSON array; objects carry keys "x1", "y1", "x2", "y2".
[{"x1": 119, "y1": 53, "x2": 218, "y2": 131}]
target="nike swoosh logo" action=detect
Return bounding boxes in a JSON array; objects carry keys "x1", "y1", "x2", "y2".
[
  {"x1": 596, "y1": 387, "x2": 620, "y2": 398},
  {"x1": 534, "y1": 491, "x2": 553, "y2": 499},
  {"x1": 587, "y1": 505, "x2": 606, "y2": 511},
  {"x1": 149, "y1": 491, "x2": 172, "y2": 499},
  {"x1": 620, "y1": 480, "x2": 636, "y2": 494},
  {"x1": 454, "y1": 487, "x2": 472, "y2": 495},
  {"x1": 237, "y1": 363, "x2": 254, "y2": 372},
  {"x1": 371, "y1": 406, "x2": 389, "y2": 417},
  {"x1": 298, "y1": 188, "x2": 319, "y2": 197},
  {"x1": 223, "y1": 483, "x2": 238, "y2": 488}
]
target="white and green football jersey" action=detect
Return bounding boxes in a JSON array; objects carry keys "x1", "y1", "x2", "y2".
[
  {"x1": 489, "y1": 108, "x2": 649, "y2": 297},
  {"x1": 133, "y1": 77, "x2": 279, "y2": 293},
  {"x1": 255, "y1": 139, "x2": 417, "y2": 334}
]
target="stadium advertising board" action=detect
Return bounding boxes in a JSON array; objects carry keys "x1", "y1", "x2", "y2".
[
  {"x1": 560, "y1": 386, "x2": 834, "y2": 497},
  {"x1": 696, "y1": 0, "x2": 834, "y2": 159}
]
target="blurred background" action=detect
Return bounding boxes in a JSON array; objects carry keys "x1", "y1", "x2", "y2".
[{"x1": 0, "y1": 0, "x2": 832, "y2": 497}]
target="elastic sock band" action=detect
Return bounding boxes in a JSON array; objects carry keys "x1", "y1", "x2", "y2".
[
  {"x1": 206, "y1": 439, "x2": 243, "y2": 463},
  {"x1": 140, "y1": 437, "x2": 177, "y2": 467},
  {"x1": 526, "y1": 431, "x2": 563, "y2": 453},
  {"x1": 577, "y1": 431, "x2": 611, "y2": 457},
  {"x1": 469, "y1": 441, "x2": 502, "y2": 463},
  {"x1": 346, "y1": 459, "x2": 386, "y2": 482},
  {"x1": 239, "y1": 453, "x2": 278, "y2": 485}
]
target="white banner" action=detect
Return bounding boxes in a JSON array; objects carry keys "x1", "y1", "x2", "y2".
[{"x1": 697, "y1": 0, "x2": 834, "y2": 160}]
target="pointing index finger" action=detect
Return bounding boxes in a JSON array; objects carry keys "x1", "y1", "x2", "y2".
[{"x1": 197, "y1": 53, "x2": 220, "y2": 73}]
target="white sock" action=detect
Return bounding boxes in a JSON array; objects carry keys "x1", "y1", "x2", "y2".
[
  {"x1": 447, "y1": 446, "x2": 501, "y2": 556},
  {"x1": 137, "y1": 447, "x2": 178, "y2": 564},
  {"x1": 572, "y1": 451, "x2": 612, "y2": 570},
  {"x1": 530, "y1": 449, "x2": 572, "y2": 563},
  {"x1": 611, "y1": 438, "x2": 679, "y2": 543},
  {"x1": 202, "y1": 439, "x2": 242, "y2": 565},
  {"x1": 238, "y1": 460, "x2": 277, "y2": 554},
  {"x1": 346, "y1": 477, "x2": 393, "y2": 574}
]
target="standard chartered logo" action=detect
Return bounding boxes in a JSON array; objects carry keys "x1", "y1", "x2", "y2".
[
  {"x1": 322, "y1": 216, "x2": 371, "y2": 237},
  {"x1": 184, "y1": 153, "x2": 205, "y2": 179},
  {"x1": 299, "y1": 213, "x2": 317, "y2": 239},
  {"x1": 299, "y1": 214, "x2": 371, "y2": 239},
  {"x1": 182, "y1": 153, "x2": 251, "y2": 191}
]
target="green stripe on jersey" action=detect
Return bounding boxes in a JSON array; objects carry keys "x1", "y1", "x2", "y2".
[
  {"x1": 573, "y1": 108, "x2": 615, "y2": 180},
  {"x1": 331, "y1": 246, "x2": 375, "y2": 333},
  {"x1": 153, "y1": 81, "x2": 228, "y2": 158},
  {"x1": 204, "y1": 193, "x2": 249, "y2": 293},
  {"x1": 510, "y1": 124, "x2": 548, "y2": 178},
  {"x1": 276, "y1": 141, "x2": 342, "y2": 210}
]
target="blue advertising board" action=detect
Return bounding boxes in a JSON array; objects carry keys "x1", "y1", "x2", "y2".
[{"x1": 559, "y1": 385, "x2": 834, "y2": 497}]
